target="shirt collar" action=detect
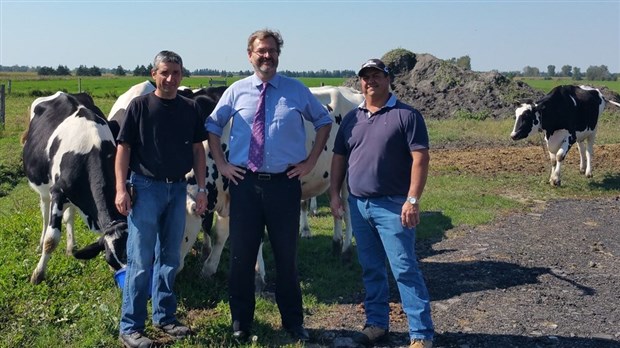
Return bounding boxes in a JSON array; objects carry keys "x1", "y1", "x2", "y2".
[
  {"x1": 358, "y1": 93, "x2": 397, "y2": 110},
  {"x1": 251, "y1": 73, "x2": 280, "y2": 89}
]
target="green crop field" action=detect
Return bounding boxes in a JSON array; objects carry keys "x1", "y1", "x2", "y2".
[
  {"x1": 0, "y1": 74, "x2": 346, "y2": 99},
  {"x1": 518, "y1": 78, "x2": 620, "y2": 94}
]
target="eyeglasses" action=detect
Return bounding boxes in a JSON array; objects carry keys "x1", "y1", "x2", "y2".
[{"x1": 252, "y1": 48, "x2": 279, "y2": 57}]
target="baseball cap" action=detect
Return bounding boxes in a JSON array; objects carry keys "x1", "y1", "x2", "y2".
[{"x1": 358, "y1": 58, "x2": 389, "y2": 76}]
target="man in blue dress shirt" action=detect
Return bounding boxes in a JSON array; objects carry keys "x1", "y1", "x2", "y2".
[{"x1": 206, "y1": 28, "x2": 332, "y2": 343}]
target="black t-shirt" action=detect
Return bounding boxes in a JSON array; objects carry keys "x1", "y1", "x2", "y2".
[{"x1": 117, "y1": 93, "x2": 208, "y2": 179}]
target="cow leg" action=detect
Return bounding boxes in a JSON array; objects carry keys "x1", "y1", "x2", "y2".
[
  {"x1": 333, "y1": 185, "x2": 353, "y2": 262},
  {"x1": 340, "y1": 194, "x2": 353, "y2": 263},
  {"x1": 31, "y1": 197, "x2": 64, "y2": 284},
  {"x1": 201, "y1": 214, "x2": 229, "y2": 278},
  {"x1": 178, "y1": 213, "x2": 202, "y2": 273},
  {"x1": 63, "y1": 205, "x2": 76, "y2": 255},
  {"x1": 549, "y1": 152, "x2": 562, "y2": 186},
  {"x1": 309, "y1": 196, "x2": 318, "y2": 216},
  {"x1": 300, "y1": 199, "x2": 311, "y2": 238},
  {"x1": 255, "y1": 242, "x2": 266, "y2": 294},
  {"x1": 581, "y1": 134, "x2": 595, "y2": 178},
  {"x1": 35, "y1": 192, "x2": 51, "y2": 253},
  {"x1": 201, "y1": 212, "x2": 214, "y2": 259}
]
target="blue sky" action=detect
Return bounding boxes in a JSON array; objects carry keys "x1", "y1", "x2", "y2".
[{"x1": 1, "y1": 0, "x2": 618, "y2": 73}]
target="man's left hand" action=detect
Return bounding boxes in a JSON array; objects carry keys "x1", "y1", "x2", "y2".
[{"x1": 401, "y1": 202, "x2": 420, "y2": 228}]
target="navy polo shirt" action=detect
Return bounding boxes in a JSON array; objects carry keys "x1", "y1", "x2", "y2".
[{"x1": 333, "y1": 94, "x2": 429, "y2": 198}]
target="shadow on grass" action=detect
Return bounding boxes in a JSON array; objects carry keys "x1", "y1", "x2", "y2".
[{"x1": 589, "y1": 172, "x2": 620, "y2": 191}]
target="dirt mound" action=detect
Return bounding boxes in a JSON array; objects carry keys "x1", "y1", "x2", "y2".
[{"x1": 344, "y1": 49, "x2": 620, "y2": 120}]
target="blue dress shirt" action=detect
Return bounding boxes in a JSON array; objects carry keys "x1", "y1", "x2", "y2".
[{"x1": 206, "y1": 73, "x2": 332, "y2": 173}]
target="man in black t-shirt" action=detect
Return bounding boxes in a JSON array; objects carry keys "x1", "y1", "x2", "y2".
[{"x1": 115, "y1": 50, "x2": 207, "y2": 348}]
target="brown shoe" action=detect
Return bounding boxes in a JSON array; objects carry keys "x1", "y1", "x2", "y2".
[
  {"x1": 410, "y1": 339, "x2": 433, "y2": 348},
  {"x1": 354, "y1": 324, "x2": 388, "y2": 346}
]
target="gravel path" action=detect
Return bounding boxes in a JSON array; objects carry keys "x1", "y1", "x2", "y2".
[{"x1": 306, "y1": 197, "x2": 620, "y2": 348}]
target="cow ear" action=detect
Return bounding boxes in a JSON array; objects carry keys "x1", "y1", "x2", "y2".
[{"x1": 72, "y1": 238, "x2": 105, "y2": 259}]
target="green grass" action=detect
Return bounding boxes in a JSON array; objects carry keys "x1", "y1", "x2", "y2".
[
  {"x1": 1, "y1": 75, "x2": 346, "y2": 99},
  {"x1": 427, "y1": 109, "x2": 620, "y2": 147},
  {"x1": 1, "y1": 75, "x2": 619, "y2": 347},
  {"x1": 518, "y1": 78, "x2": 620, "y2": 94}
]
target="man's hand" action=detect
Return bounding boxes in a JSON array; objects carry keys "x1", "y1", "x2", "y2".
[{"x1": 401, "y1": 202, "x2": 420, "y2": 228}]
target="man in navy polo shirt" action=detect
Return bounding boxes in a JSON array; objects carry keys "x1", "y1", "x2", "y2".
[{"x1": 329, "y1": 58, "x2": 434, "y2": 348}]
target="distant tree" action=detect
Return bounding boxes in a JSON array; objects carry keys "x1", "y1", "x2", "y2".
[
  {"x1": 572, "y1": 67, "x2": 582, "y2": 80},
  {"x1": 37, "y1": 66, "x2": 56, "y2": 76},
  {"x1": 585, "y1": 65, "x2": 612, "y2": 81},
  {"x1": 522, "y1": 66, "x2": 540, "y2": 77},
  {"x1": 182, "y1": 67, "x2": 191, "y2": 77},
  {"x1": 56, "y1": 65, "x2": 71, "y2": 76},
  {"x1": 75, "y1": 65, "x2": 89, "y2": 76},
  {"x1": 114, "y1": 65, "x2": 126, "y2": 76},
  {"x1": 547, "y1": 65, "x2": 556, "y2": 77},
  {"x1": 88, "y1": 66, "x2": 102, "y2": 76},
  {"x1": 561, "y1": 65, "x2": 572, "y2": 77},
  {"x1": 0, "y1": 64, "x2": 30, "y2": 72},
  {"x1": 456, "y1": 55, "x2": 471, "y2": 70},
  {"x1": 133, "y1": 65, "x2": 150, "y2": 76}
]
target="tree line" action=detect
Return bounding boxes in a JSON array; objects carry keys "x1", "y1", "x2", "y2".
[
  {"x1": 0, "y1": 61, "x2": 616, "y2": 81},
  {"x1": 502, "y1": 64, "x2": 616, "y2": 81}
]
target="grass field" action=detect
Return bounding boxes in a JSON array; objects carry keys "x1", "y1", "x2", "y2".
[
  {"x1": 0, "y1": 75, "x2": 619, "y2": 347},
  {"x1": 0, "y1": 74, "x2": 346, "y2": 98},
  {"x1": 517, "y1": 77, "x2": 620, "y2": 94}
]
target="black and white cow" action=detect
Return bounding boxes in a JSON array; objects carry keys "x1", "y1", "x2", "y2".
[
  {"x1": 510, "y1": 85, "x2": 620, "y2": 186},
  {"x1": 23, "y1": 92, "x2": 128, "y2": 284}
]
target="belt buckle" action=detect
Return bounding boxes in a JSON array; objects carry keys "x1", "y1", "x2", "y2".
[{"x1": 257, "y1": 173, "x2": 271, "y2": 180}]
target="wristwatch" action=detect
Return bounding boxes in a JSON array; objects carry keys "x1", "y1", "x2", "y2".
[
  {"x1": 197, "y1": 187, "x2": 207, "y2": 194},
  {"x1": 407, "y1": 196, "x2": 418, "y2": 205}
]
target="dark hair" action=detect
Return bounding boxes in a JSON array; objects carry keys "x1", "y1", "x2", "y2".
[
  {"x1": 152, "y1": 50, "x2": 183, "y2": 72},
  {"x1": 247, "y1": 29, "x2": 284, "y2": 54}
]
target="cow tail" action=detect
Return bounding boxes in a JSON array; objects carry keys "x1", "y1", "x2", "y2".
[{"x1": 21, "y1": 109, "x2": 31, "y2": 145}]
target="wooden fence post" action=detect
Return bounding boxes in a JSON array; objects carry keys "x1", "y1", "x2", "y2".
[
  {"x1": 7, "y1": 80, "x2": 11, "y2": 94},
  {"x1": 0, "y1": 84, "x2": 5, "y2": 130},
  {"x1": 78, "y1": 78, "x2": 82, "y2": 93}
]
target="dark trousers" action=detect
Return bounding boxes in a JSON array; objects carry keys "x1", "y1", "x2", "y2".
[{"x1": 228, "y1": 171, "x2": 303, "y2": 331}]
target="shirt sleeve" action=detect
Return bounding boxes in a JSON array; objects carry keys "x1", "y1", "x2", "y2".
[
  {"x1": 206, "y1": 87, "x2": 235, "y2": 137},
  {"x1": 302, "y1": 86, "x2": 333, "y2": 130},
  {"x1": 116, "y1": 100, "x2": 140, "y2": 146}
]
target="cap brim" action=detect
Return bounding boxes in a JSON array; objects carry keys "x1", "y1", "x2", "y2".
[{"x1": 358, "y1": 66, "x2": 384, "y2": 76}]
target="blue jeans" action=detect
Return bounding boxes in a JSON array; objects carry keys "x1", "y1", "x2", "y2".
[
  {"x1": 348, "y1": 195, "x2": 434, "y2": 341},
  {"x1": 120, "y1": 173, "x2": 187, "y2": 335}
]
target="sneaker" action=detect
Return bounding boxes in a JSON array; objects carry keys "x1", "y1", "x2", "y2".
[
  {"x1": 410, "y1": 339, "x2": 433, "y2": 348},
  {"x1": 354, "y1": 324, "x2": 388, "y2": 346},
  {"x1": 119, "y1": 331, "x2": 153, "y2": 348},
  {"x1": 154, "y1": 319, "x2": 192, "y2": 339}
]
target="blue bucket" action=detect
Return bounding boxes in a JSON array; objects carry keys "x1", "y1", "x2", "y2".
[{"x1": 114, "y1": 267, "x2": 153, "y2": 296}]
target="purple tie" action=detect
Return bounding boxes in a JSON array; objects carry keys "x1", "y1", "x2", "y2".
[{"x1": 248, "y1": 82, "x2": 268, "y2": 172}]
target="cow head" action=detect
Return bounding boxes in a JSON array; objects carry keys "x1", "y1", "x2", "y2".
[
  {"x1": 72, "y1": 220, "x2": 128, "y2": 270},
  {"x1": 510, "y1": 103, "x2": 541, "y2": 140}
]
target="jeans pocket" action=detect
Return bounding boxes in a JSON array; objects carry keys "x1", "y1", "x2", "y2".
[{"x1": 130, "y1": 173, "x2": 153, "y2": 190}]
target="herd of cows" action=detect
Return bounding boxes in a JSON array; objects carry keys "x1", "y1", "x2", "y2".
[{"x1": 20, "y1": 81, "x2": 620, "y2": 286}]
